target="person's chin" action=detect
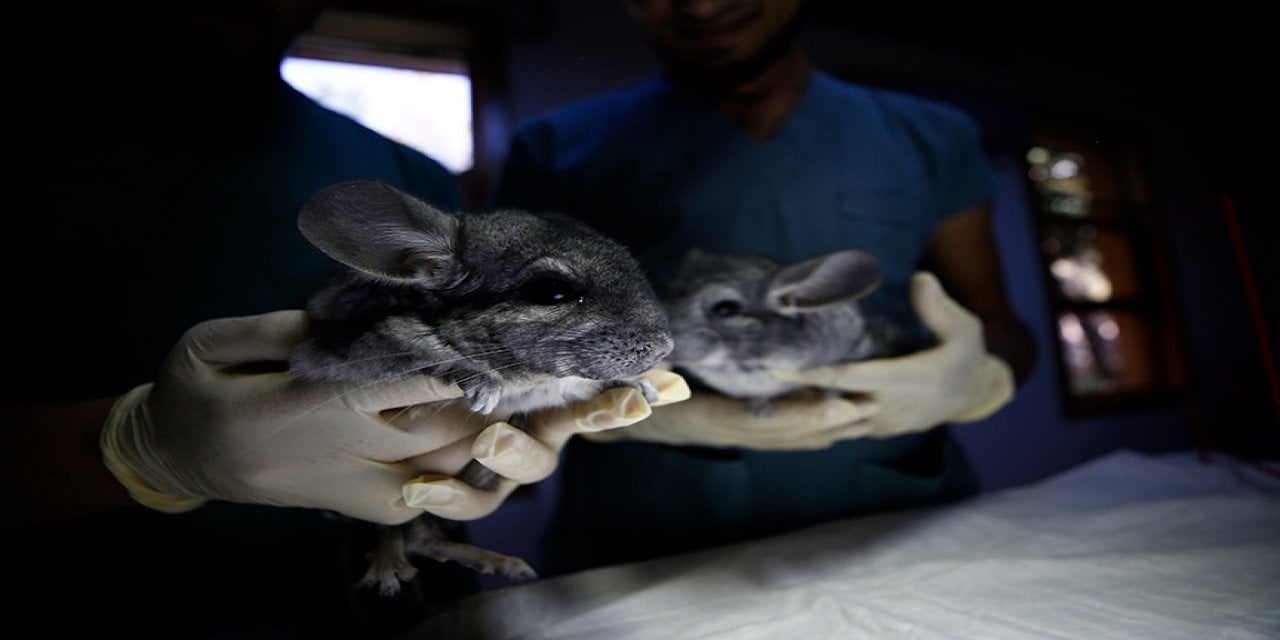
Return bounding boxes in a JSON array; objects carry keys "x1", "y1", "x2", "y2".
[{"x1": 665, "y1": 55, "x2": 765, "y2": 89}]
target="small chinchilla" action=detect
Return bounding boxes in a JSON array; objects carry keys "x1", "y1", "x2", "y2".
[
  {"x1": 664, "y1": 248, "x2": 910, "y2": 416},
  {"x1": 289, "y1": 180, "x2": 673, "y2": 596}
]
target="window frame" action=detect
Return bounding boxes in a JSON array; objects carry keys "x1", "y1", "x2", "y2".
[{"x1": 1024, "y1": 117, "x2": 1190, "y2": 417}]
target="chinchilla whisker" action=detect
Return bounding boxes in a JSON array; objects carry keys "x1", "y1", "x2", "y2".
[
  {"x1": 314, "y1": 349, "x2": 423, "y2": 366},
  {"x1": 448, "y1": 362, "x2": 522, "y2": 387}
]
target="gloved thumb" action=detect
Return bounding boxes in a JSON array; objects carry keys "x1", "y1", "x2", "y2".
[
  {"x1": 910, "y1": 271, "x2": 981, "y2": 342},
  {"x1": 184, "y1": 310, "x2": 310, "y2": 366}
]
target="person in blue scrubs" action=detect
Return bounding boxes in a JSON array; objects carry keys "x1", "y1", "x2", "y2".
[{"x1": 491, "y1": 0, "x2": 1037, "y2": 574}]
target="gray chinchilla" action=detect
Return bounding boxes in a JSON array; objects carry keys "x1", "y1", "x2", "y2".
[
  {"x1": 664, "y1": 248, "x2": 909, "y2": 416},
  {"x1": 289, "y1": 180, "x2": 673, "y2": 596}
]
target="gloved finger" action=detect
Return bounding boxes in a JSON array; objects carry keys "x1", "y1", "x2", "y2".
[
  {"x1": 741, "y1": 394, "x2": 879, "y2": 432},
  {"x1": 645, "y1": 391, "x2": 873, "y2": 433},
  {"x1": 471, "y1": 421, "x2": 558, "y2": 484},
  {"x1": 522, "y1": 386, "x2": 653, "y2": 449},
  {"x1": 769, "y1": 357, "x2": 924, "y2": 392},
  {"x1": 704, "y1": 404, "x2": 875, "y2": 450},
  {"x1": 910, "y1": 271, "x2": 983, "y2": 341},
  {"x1": 949, "y1": 356, "x2": 1015, "y2": 422},
  {"x1": 381, "y1": 397, "x2": 483, "y2": 437},
  {"x1": 644, "y1": 369, "x2": 692, "y2": 406},
  {"x1": 468, "y1": 373, "x2": 686, "y2": 478},
  {"x1": 401, "y1": 432, "x2": 489, "y2": 479},
  {"x1": 339, "y1": 375, "x2": 466, "y2": 414},
  {"x1": 402, "y1": 475, "x2": 519, "y2": 521},
  {"x1": 185, "y1": 310, "x2": 312, "y2": 366},
  {"x1": 322, "y1": 461, "x2": 439, "y2": 526},
  {"x1": 298, "y1": 397, "x2": 485, "y2": 464}
]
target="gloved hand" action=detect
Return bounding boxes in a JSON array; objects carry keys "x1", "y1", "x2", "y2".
[
  {"x1": 101, "y1": 310, "x2": 687, "y2": 525},
  {"x1": 402, "y1": 368, "x2": 690, "y2": 520},
  {"x1": 770, "y1": 271, "x2": 1014, "y2": 438},
  {"x1": 583, "y1": 384, "x2": 878, "y2": 451}
]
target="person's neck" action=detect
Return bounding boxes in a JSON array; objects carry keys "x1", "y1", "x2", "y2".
[{"x1": 676, "y1": 47, "x2": 815, "y2": 143}]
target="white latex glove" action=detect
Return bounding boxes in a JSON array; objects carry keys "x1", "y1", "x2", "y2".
[
  {"x1": 101, "y1": 311, "x2": 686, "y2": 525},
  {"x1": 401, "y1": 368, "x2": 691, "y2": 520},
  {"x1": 770, "y1": 271, "x2": 1015, "y2": 438},
  {"x1": 583, "y1": 384, "x2": 878, "y2": 451}
]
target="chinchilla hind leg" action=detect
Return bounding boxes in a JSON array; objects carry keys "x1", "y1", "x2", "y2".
[
  {"x1": 403, "y1": 515, "x2": 537, "y2": 580},
  {"x1": 360, "y1": 522, "x2": 419, "y2": 597}
]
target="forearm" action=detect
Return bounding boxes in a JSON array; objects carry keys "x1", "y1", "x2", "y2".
[{"x1": 0, "y1": 396, "x2": 135, "y2": 528}]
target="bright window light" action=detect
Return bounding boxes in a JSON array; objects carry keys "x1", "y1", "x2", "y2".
[{"x1": 281, "y1": 56, "x2": 473, "y2": 173}]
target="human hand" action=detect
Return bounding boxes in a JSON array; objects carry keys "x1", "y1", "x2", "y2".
[
  {"x1": 770, "y1": 271, "x2": 1014, "y2": 438},
  {"x1": 401, "y1": 368, "x2": 692, "y2": 520},
  {"x1": 100, "y1": 311, "x2": 688, "y2": 525},
  {"x1": 583, "y1": 384, "x2": 877, "y2": 451}
]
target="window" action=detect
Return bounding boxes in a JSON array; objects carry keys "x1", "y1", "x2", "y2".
[
  {"x1": 281, "y1": 56, "x2": 473, "y2": 174},
  {"x1": 284, "y1": 5, "x2": 514, "y2": 207},
  {"x1": 1024, "y1": 122, "x2": 1188, "y2": 415}
]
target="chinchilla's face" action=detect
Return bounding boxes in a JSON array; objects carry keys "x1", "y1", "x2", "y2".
[
  {"x1": 428, "y1": 211, "x2": 675, "y2": 381},
  {"x1": 664, "y1": 252, "x2": 785, "y2": 367},
  {"x1": 291, "y1": 181, "x2": 673, "y2": 387},
  {"x1": 663, "y1": 250, "x2": 872, "y2": 372}
]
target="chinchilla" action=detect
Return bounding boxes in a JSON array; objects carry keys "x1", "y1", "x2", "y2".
[
  {"x1": 289, "y1": 180, "x2": 673, "y2": 596},
  {"x1": 663, "y1": 248, "x2": 910, "y2": 416}
]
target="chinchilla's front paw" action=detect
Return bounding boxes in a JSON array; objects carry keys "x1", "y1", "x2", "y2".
[
  {"x1": 609, "y1": 377, "x2": 659, "y2": 404},
  {"x1": 634, "y1": 376, "x2": 660, "y2": 404},
  {"x1": 745, "y1": 397, "x2": 776, "y2": 417},
  {"x1": 462, "y1": 381, "x2": 504, "y2": 415}
]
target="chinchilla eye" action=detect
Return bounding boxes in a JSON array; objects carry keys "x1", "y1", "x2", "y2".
[
  {"x1": 710, "y1": 300, "x2": 742, "y2": 317},
  {"x1": 521, "y1": 276, "x2": 584, "y2": 305}
]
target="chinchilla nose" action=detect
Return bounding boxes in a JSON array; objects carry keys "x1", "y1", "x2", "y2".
[
  {"x1": 596, "y1": 327, "x2": 673, "y2": 378},
  {"x1": 648, "y1": 332, "x2": 675, "y2": 365},
  {"x1": 628, "y1": 327, "x2": 674, "y2": 369}
]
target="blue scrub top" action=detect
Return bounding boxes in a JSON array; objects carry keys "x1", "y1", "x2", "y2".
[
  {"x1": 495, "y1": 71, "x2": 993, "y2": 328},
  {"x1": 494, "y1": 72, "x2": 994, "y2": 574}
]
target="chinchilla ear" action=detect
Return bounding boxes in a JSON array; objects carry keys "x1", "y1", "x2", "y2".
[
  {"x1": 766, "y1": 249, "x2": 883, "y2": 315},
  {"x1": 298, "y1": 180, "x2": 463, "y2": 287},
  {"x1": 671, "y1": 248, "x2": 712, "y2": 275}
]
